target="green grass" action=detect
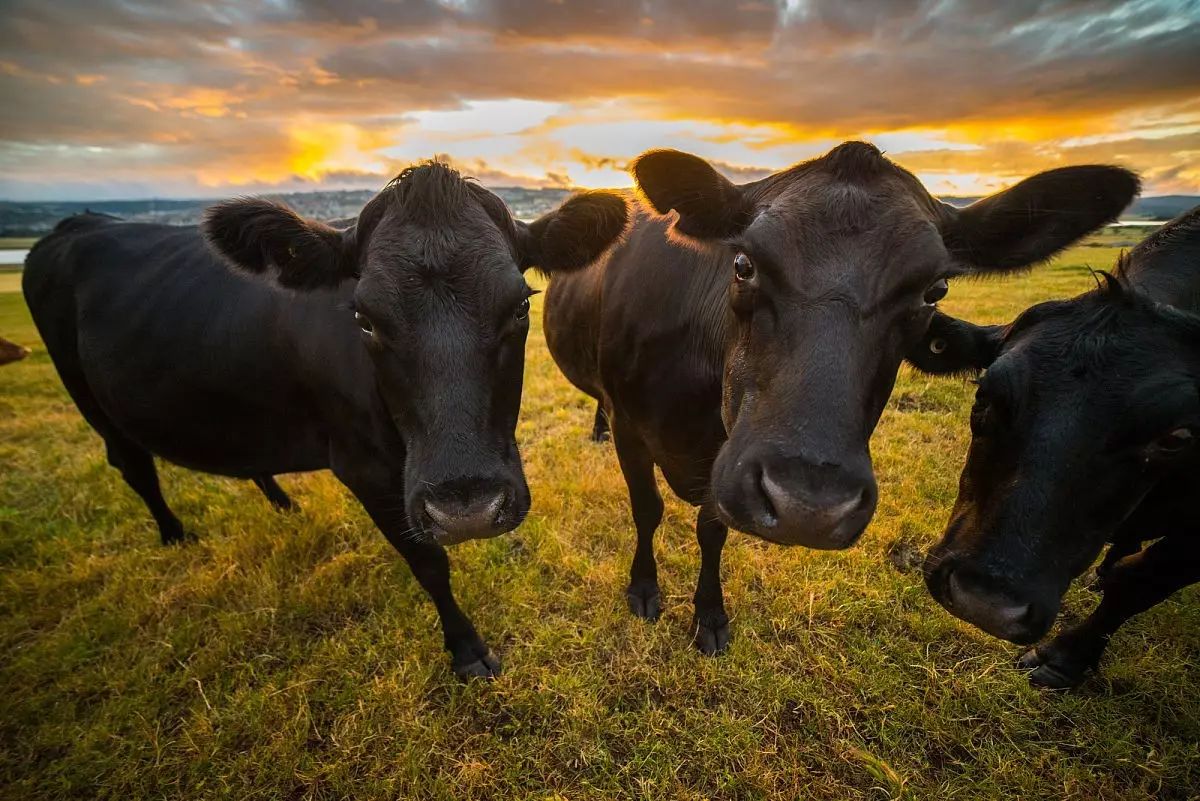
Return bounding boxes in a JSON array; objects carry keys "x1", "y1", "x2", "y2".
[
  {"x1": 1, "y1": 234, "x2": 1197, "y2": 800},
  {"x1": 0, "y1": 238, "x2": 38, "y2": 250}
]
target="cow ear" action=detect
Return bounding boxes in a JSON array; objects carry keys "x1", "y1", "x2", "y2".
[
  {"x1": 941, "y1": 165, "x2": 1139, "y2": 273},
  {"x1": 204, "y1": 198, "x2": 355, "y2": 290},
  {"x1": 632, "y1": 149, "x2": 754, "y2": 239},
  {"x1": 520, "y1": 190, "x2": 629, "y2": 273},
  {"x1": 906, "y1": 310, "x2": 1006, "y2": 375}
]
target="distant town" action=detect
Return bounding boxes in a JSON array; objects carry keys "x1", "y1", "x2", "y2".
[
  {"x1": 0, "y1": 189, "x2": 1195, "y2": 237},
  {"x1": 0, "y1": 187, "x2": 576, "y2": 237}
]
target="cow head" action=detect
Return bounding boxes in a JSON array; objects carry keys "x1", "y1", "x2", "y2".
[
  {"x1": 910, "y1": 210, "x2": 1200, "y2": 644},
  {"x1": 205, "y1": 162, "x2": 627, "y2": 546},
  {"x1": 633, "y1": 142, "x2": 1138, "y2": 549}
]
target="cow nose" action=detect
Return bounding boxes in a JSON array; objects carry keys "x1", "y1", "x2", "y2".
[
  {"x1": 716, "y1": 455, "x2": 877, "y2": 549},
  {"x1": 940, "y1": 565, "x2": 1051, "y2": 645},
  {"x1": 421, "y1": 486, "x2": 510, "y2": 545}
]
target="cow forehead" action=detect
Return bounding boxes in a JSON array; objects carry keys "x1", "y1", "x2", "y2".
[
  {"x1": 364, "y1": 203, "x2": 518, "y2": 280},
  {"x1": 996, "y1": 314, "x2": 1197, "y2": 425},
  {"x1": 742, "y1": 183, "x2": 943, "y2": 296},
  {"x1": 754, "y1": 168, "x2": 937, "y2": 244}
]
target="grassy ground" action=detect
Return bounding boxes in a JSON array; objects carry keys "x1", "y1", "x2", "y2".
[{"x1": 1, "y1": 234, "x2": 1197, "y2": 800}]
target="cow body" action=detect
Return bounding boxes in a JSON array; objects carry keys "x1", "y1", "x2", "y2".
[
  {"x1": 546, "y1": 143, "x2": 1137, "y2": 653},
  {"x1": 26, "y1": 218, "x2": 346, "y2": 479},
  {"x1": 24, "y1": 164, "x2": 627, "y2": 678},
  {"x1": 547, "y1": 211, "x2": 727, "y2": 507},
  {"x1": 912, "y1": 206, "x2": 1200, "y2": 687}
]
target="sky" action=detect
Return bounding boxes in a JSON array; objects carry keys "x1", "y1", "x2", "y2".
[{"x1": 1, "y1": 0, "x2": 1198, "y2": 201}]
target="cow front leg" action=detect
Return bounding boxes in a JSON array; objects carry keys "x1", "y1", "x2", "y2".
[
  {"x1": 390, "y1": 536, "x2": 501, "y2": 679},
  {"x1": 340, "y1": 463, "x2": 500, "y2": 680},
  {"x1": 590, "y1": 401, "x2": 611, "y2": 443},
  {"x1": 1019, "y1": 534, "x2": 1200, "y2": 689},
  {"x1": 691, "y1": 503, "x2": 730, "y2": 655},
  {"x1": 612, "y1": 416, "x2": 664, "y2": 621},
  {"x1": 253, "y1": 475, "x2": 296, "y2": 511}
]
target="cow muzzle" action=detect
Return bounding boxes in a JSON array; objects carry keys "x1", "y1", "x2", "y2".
[
  {"x1": 416, "y1": 477, "x2": 524, "y2": 546},
  {"x1": 924, "y1": 555, "x2": 1059, "y2": 645},
  {"x1": 712, "y1": 445, "x2": 877, "y2": 549}
]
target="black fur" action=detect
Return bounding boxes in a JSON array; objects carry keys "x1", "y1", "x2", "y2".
[
  {"x1": 632, "y1": 149, "x2": 754, "y2": 239},
  {"x1": 905, "y1": 310, "x2": 1005, "y2": 375},
  {"x1": 25, "y1": 161, "x2": 627, "y2": 681},
  {"x1": 203, "y1": 198, "x2": 348, "y2": 290},
  {"x1": 522, "y1": 190, "x2": 629, "y2": 272},
  {"x1": 942, "y1": 165, "x2": 1141, "y2": 271},
  {"x1": 914, "y1": 205, "x2": 1200, "y2": 687},
  {"x1": 544, "y1": 142, "x2": 1139, "y2": 658}
]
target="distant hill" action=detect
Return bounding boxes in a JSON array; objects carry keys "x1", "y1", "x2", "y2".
[
  {"x1": 941, "y1": 194, "x2": 1197, "y2": 221},
  {"x1": 1, "y1": 189, "x2": 1195, "y2": 237},
  {"x1": 0, "y1": 187, "x2": 573, "y2": 237}
]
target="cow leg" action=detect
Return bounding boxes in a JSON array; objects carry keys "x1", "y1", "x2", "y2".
[
  {"x1": 612, "y1": 417, "x2": 663, "y2": 621},
  {"x1": 590, "y1": 402, "x2": 611, "y2": 443},
  {"x1": 104, "y1": 437, "x2": 191, "y2": 545},
  {"x1": 253, "y1": 475, "x2": 295, "y2": 511},
  {"x1": 691, "y1": 503, "x2": 730, "y2": 655},
  {"x1": 1018, "y1": 535, "x2": 1200, "y2": 689},
  {"x1": 336, "y1": 461, "x2": 498, "y2": 680},
  {"x1": 1087, "y1": 531, "x2": 1144, "y2": 592},
  {"x1": 388, "y1": 535, "x2": 500, "y2": 680}
]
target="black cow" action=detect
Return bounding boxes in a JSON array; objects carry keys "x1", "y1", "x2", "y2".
[
  {"x1": 545, "y1": 142, "x2": 1137, "y2": 654},
  {"x1": 22, "y1": 163, "x2": 627, "y2": 678},
  {"x1": 910, "y1": 206, "x2": 1200, "y2": 688}
]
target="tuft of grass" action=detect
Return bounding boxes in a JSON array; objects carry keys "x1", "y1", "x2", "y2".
[{"x1": 1, "y1": 233, "x2": 1197, "y2": 800}]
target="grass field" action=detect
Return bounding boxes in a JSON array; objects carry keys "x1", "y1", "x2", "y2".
[{"x1": 1, "y1": 235, "x2": 1197, "y2": 800}]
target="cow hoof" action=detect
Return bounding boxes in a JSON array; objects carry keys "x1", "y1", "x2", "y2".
[
  {"x1": 625, "y1": 582, "x2": 662, "y2": 621},
  {"x1": 1017, "y1": 648, "x2": 1085, "y2": 690},
  {"x1": 453, "y1": 649, "x2": 502, "y2": 681},
  {"x1": 691, "y1": 615, "x2": 731, "y2": 656},
  {"x1": 162, "y1": 529, "x2": 199, "y2": 546},
  {"x1": 590, "y1": 429, "x2": 611, "y2": 444}
]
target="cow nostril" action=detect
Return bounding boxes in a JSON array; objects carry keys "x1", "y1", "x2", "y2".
[
  {"x1": 485, "y1": 490, "x2": 508, "y2": 526},
  {"x1": 760, "y1": 470, "x2": 865, "y2": 519},
  {"x1": 946, "y1": 568, "x2": 1042, "y2": 641},
  {"x1": 424, "y1": 490, "x2": 507, "y2": 533},
  {"x1": 423, "y1": 498, "x2": 456, "y2": 531},
  {"x1": 754, "y1": 467, "x2": 780, "y2": 527}
]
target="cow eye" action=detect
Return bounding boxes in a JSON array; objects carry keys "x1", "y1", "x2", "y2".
[
  {"x1": 355, "y1": 311, "x2": 374, "y2": 335},
  {"x1": 734, "y1": 253, "x2": 755, "y2": 281},
  {"x1": 923, "y1": 278, "x2": 949, "y2": 304},
  {"x1": 1152, "y1": 427, "x2": 1194, "y2": 454},
  {"x1": 515, "y1": 297, "x2": 531, "y2": 321}
]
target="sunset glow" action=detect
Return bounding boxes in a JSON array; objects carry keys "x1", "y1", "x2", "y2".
[{"x1": 2, "y1": 1, "x2": 1198, "y2": 200}]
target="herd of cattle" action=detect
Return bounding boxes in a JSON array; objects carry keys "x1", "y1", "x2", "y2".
[{"x1": 13, "y1": 141, "x2": 1199, "y2": 689}]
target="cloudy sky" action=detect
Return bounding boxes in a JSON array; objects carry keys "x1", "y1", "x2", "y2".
[{"x1": 2, "y1": 0, "x2": 1198, "y2": 200}]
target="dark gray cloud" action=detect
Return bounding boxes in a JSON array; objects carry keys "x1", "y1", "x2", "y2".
[{"x1": 1, "y1": 0, "x2": 1198, "y2": 197}]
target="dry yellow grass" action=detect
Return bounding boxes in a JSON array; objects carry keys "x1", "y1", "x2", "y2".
[{"x1": 0, "y1": 232, "x2": 1196, "y2": 799}]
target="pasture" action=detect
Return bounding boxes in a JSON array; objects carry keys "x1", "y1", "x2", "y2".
[{"x1": 1, "y1": 232, "x2": 1197, "y2": 799}]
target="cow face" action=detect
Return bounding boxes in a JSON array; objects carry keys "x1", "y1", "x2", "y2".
[
  {"x1": 633, "y1": 143, "x2": 1138, "y2": 549},
  {"x1": 911, "y1": 283, "x2": 1200, "y2": 644},
  {"x1": 205, "y1": 163, "x2": 627, "y2": 546}
]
